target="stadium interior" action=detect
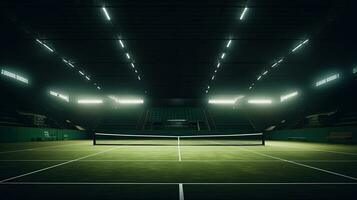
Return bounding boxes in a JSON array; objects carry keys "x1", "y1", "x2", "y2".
[{"x1": 0, "y1": 0, "x2": 357, "y2": 199}]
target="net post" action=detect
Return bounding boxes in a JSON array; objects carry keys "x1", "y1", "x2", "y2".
[
  {"x1": 262, "y1": 132, "x2": 265, "y2": 146},
  {"x1": 93, "y1": 131, "x2": 96, "y2": 145}
]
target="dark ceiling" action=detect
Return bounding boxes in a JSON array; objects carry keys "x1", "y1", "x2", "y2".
[{"x1": 0, "y1": 0, "x2": 356, "y2": 99}]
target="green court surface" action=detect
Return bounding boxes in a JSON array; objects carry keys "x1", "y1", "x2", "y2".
[{"x1": 0, "y1": 140, "x2": 357, "y2": 199}]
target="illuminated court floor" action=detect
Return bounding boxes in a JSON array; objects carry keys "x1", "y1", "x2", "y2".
[{"x1": 0, "y1": 140, "x2": 357, "y2": 199}]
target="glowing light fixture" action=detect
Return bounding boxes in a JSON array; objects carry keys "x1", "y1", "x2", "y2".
[
  {"x1": 292, "y1": 39, "x2": 309, "y2": 52},
  {"x1": 208, "y1": 99, "x2": 236, "y2": 104},
  {"x1": 226, "y1": 40, "x2": 232, "y2": 48},
  {"x1": 126, "y1": 53, "x2": 131, "y2": 59},
  {"x1": 208, "y1": 96, "x2": 244, "y2": 105},
  {"x1": 49, "y1": 90, "x2": 69, "y2": 102},
  {"x1": 280, "y1": 91, "x2": 298, "y2": 102},
  {"x1": 248, "y1": 99, "x2": 272, "y2": 104},
  {"x1": 221, "y1": 53, "x2": 226, "y2": 59},
  {"x1": 62, "y1": 58, "x2": 75, "y2": 68},
  {"x1": 109, "y1": 96, "x2": 144, "y2": 104},
  {"x1": 240, "y1": 7, "x2": 248, "y2": 20},
  {"x1": 36, "y1": 39, "x2": 54, "y2": 52},
  {"x1": 353, "y1": 66, "x2": 357, "y2": 74},
  {"x1": 119, "y1": 39, "x2": 125, "y2": 48},
  {"x1": 1, "y1": 69, "x2": 28, "y2": 84},
  {"x1": 85, "y1": 76, "x2": 90, "y2": 81},
  {"x1": 79, "y1": 71, "x2": 84, "y2": 76},
  {"x1": 257, "y1": 76, "x2": 262, "y2": 80},
  {"x1": 77, "y1": 99, "x2": 103, "y2": 104},
  {"x1": 131, "y1": 63, "x2": 135, "y2": 68},
  {"x1": 102, "y1": 7, "x2": 111, "y2": 21},
  {"x1": 315, "y1": 74, "x2": 339, "y2": 87},
  {"x1": 217, "y1": 63, "x2": 221, "y2": 68}
]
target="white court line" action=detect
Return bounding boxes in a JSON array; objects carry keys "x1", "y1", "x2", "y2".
[
  {"x1": 1, "y1": 182, "x2": 357, "y2": 185},
  {"x1": 1, "y1": 159, "x2": 357, "y2": 163},
  {"x1": 0, "y1": 147, "x2": 117, "y2": 183},
  {"x1": 0, "y1": 142, "x2": 85, "y2": 154},
  {"x1": 179, "y1": 183, "x2": 184, "y2": 200},
  {"x1": 178, "y1": 137, "x2": 182, "y2": 161},
  {"x1": 238, "y1": 147, "x2": 357, "y2": 181},
  {"x1": 272, "y1": 143, "x2": 357, "y2": 156}
]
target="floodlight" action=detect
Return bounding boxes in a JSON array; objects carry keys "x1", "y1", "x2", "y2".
[
  {"x1": 50, "y1": 91, "x2": 58, "y2": 96},
  {"x1": 226, "y1": 40, "x2": 232, "y2": 48},
  {"x1": 58, "y1": 94, "x2": 69, "y2": 102},
  {"x1": 248, "y1": 99, "x2": 272, "y2": 104},
  {"x1": 209, "y1": 96, "x2": 244, "y2": 105},
  {"x1": 36, "y1": 38, "x2": 54, "y2": 52},
  {"x1": 62, "y1": 59, "x2": 75, "y2": 68},
  {"x1": 208, "y1": 99, "x2": 236, "y2": 104},
  {"x1": 49, "y1": 90, "x2": 69, "y2": 102},
  {"x1": 126, "y1": 53, "x2": 131, "y2": 59},
  {"x1": 292, "y1": 39, "x2": 309, "y2": 52},
  {"x1": 119, "y1": 40, "x2": 125, "y2": 48},
  {"x1": 77, "y1": 99, "x2": 103, "y2": 104},
  {"x1": 280, "y1": 91, "x2": 298, "y2": 102},
  {"x1": 240, "y1": 7, "x2": 248, "y2": 20},
  {"x1": 102, "y1": 7, "x2": 111, "y2": 21},
  {"x1": 221, "y1": 53, "x2": 226, "y2": 59},
  {"x1": 315, "y1": 74, "x2": 339, "y2": 87},
  {"x1": 109, "y1": 96, "x2": 144, "y2": 104},
  {"x1": 1, "y1": 69, "x2": 29, "y2": 84},
  {"x1": 68, "y1": 62, "x2": 75, "y2": 68},
  {"x1": 118, "y1": 99, "x2": 144, "y2": 104}
]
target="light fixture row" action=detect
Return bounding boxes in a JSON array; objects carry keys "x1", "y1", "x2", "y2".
[
  {"x1": 36, "y1": 38, "x2": 102, "y2": 90},
  {"x1": 248, "y1": 39, "x2": 310, "y2": 90},
  {"x1": 205, "y1": 6, "x2": 249, "y2": 94},
  {"x1": 101, "y1": 6, "x2": 142, "y2": 82}
]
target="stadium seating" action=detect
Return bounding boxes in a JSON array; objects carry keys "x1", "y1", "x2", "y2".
[
  {"x1": 96, "y1": 108, "x2": 145, "y2": 132},
  {"x1": 144, "y1": 107, "x2": 208, "y2": 131},
  {"x1": 206, "y1": 108, "x2": 256, "y2": 133}
]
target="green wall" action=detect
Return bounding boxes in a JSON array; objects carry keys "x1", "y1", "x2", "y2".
[
  {"x1": 267, "y1": 126, "x2": 357, "y2": 144},
  {"x1": 0, "y1": 126, "x2": 89, "y2": 142}
]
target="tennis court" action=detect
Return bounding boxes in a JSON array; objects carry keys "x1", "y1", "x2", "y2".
[{"x1": 1, "y1": 137, "x2": 357, "y2": 200}]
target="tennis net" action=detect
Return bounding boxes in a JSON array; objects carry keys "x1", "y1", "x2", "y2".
[{"x1": 93, "y1": 132, "x2": 265, "y2": 146}]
